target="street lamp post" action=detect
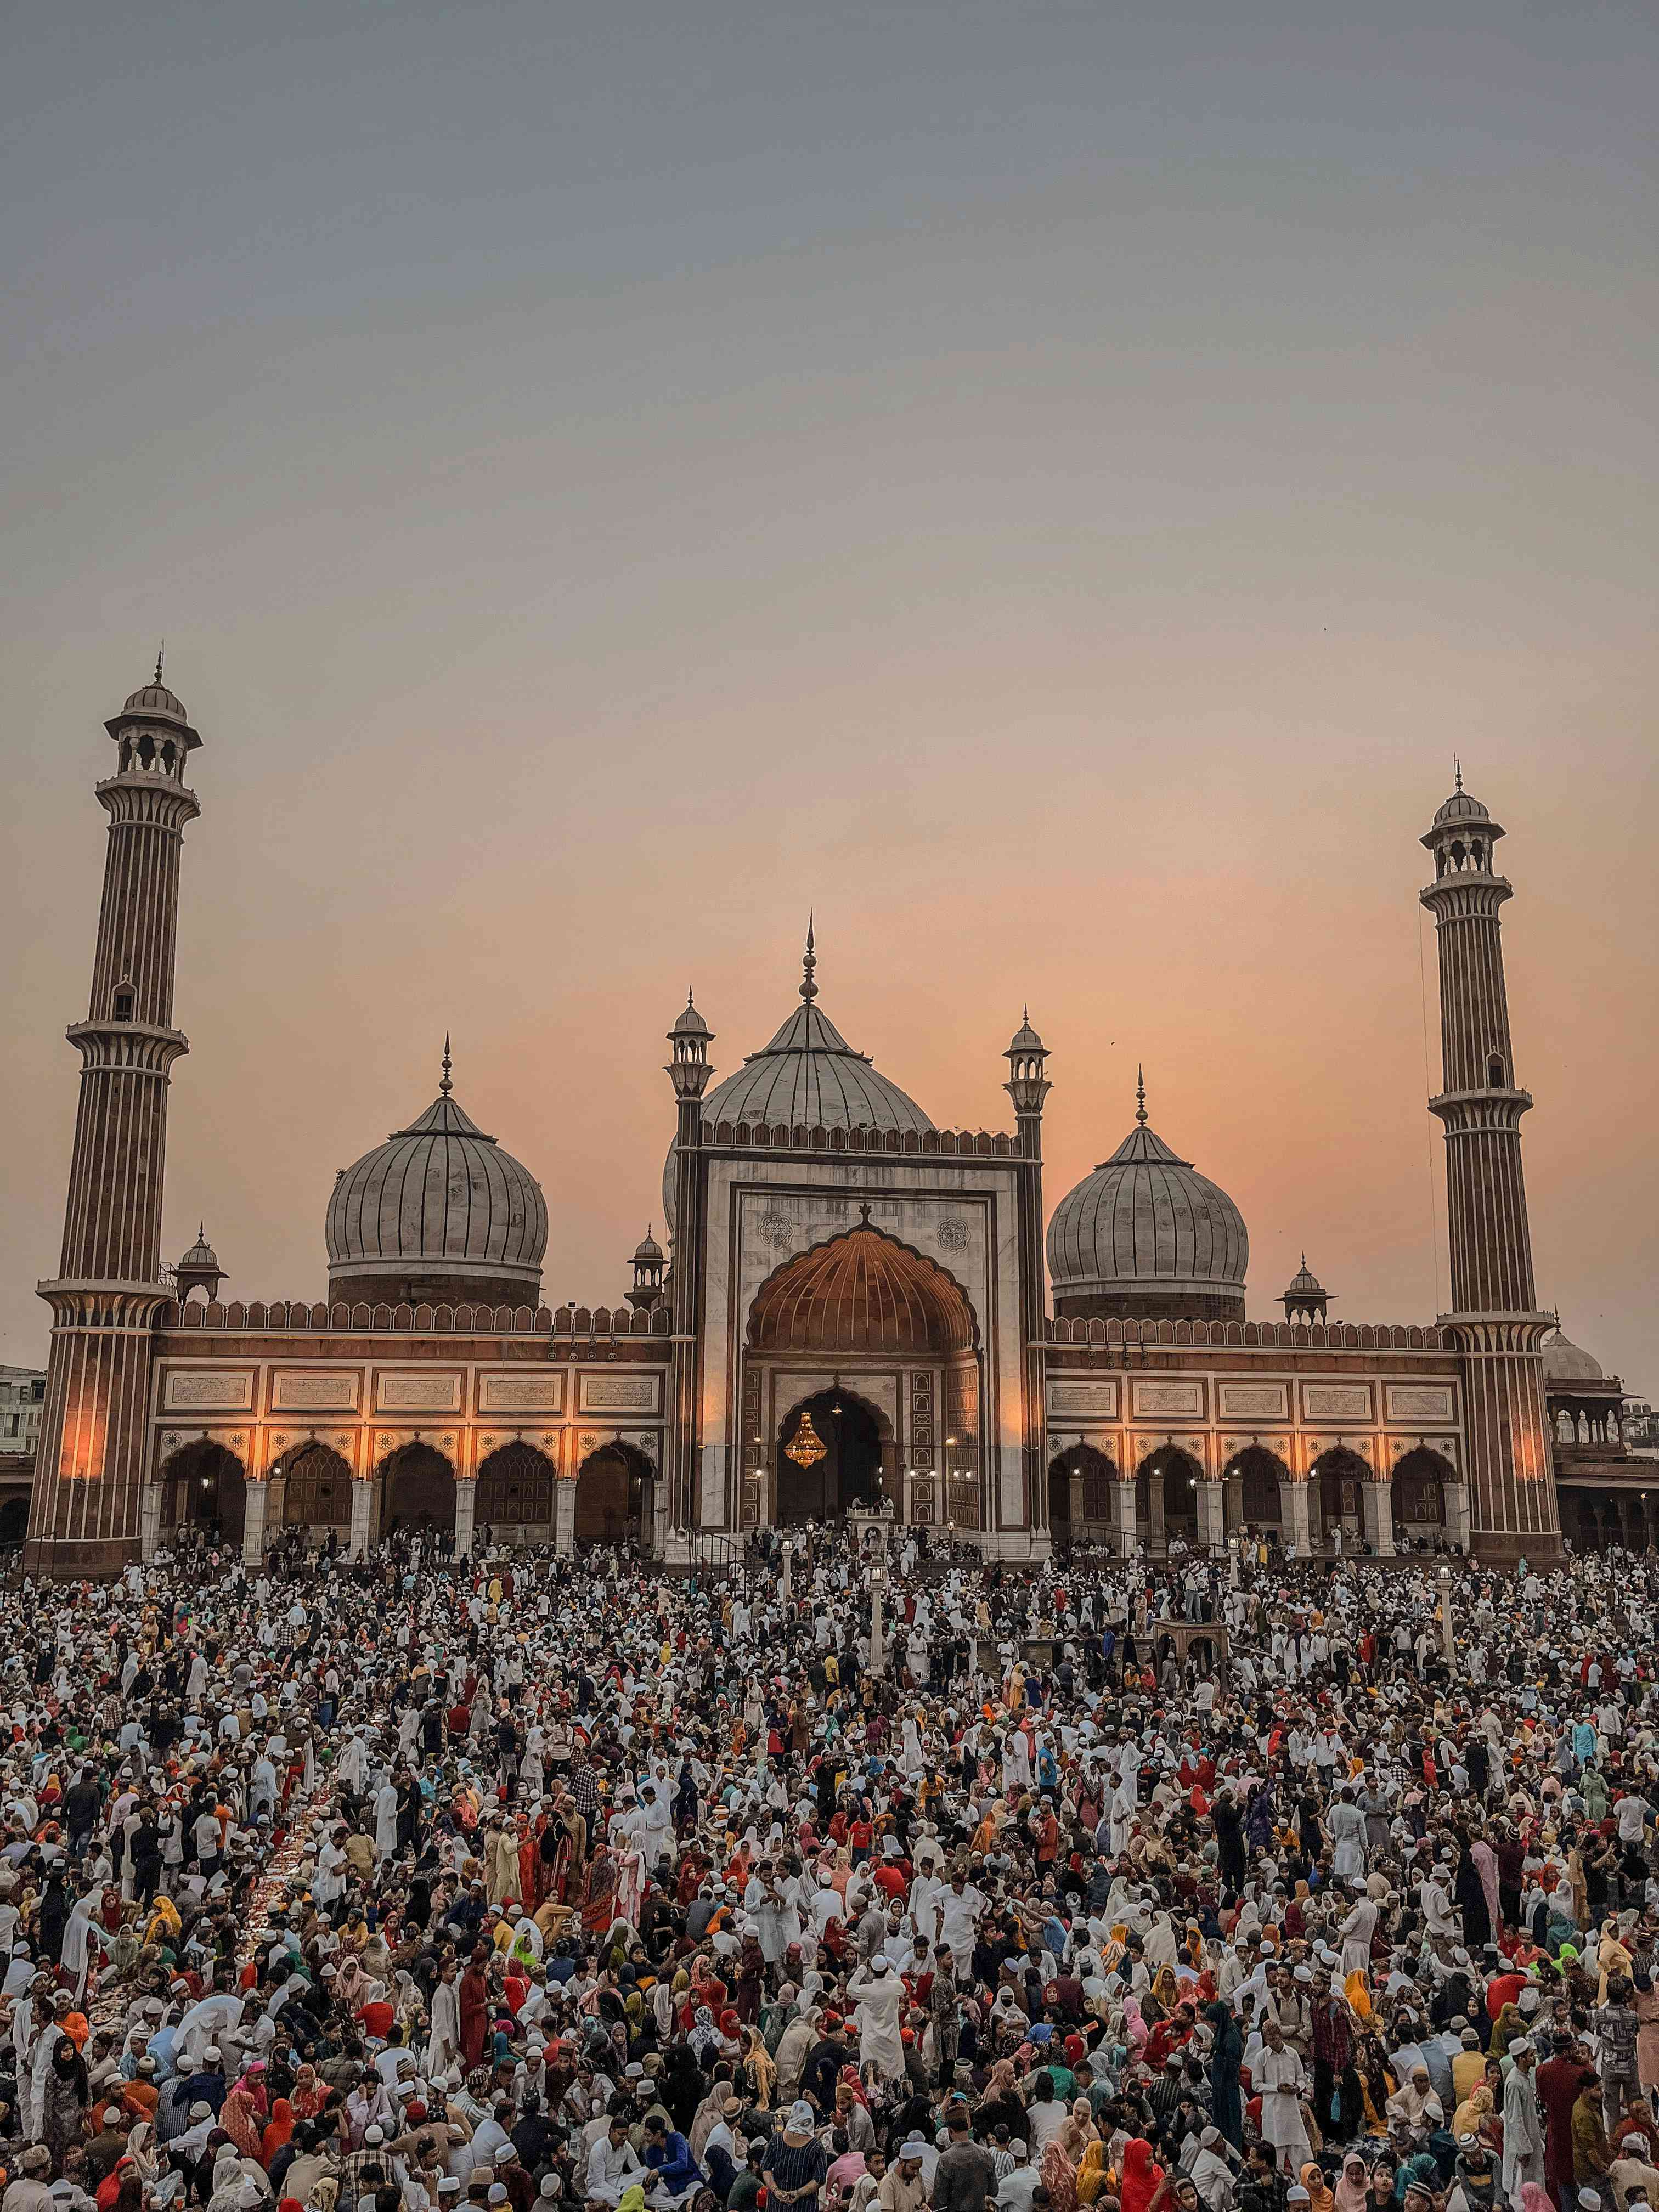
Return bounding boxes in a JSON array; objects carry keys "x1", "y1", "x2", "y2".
[
  {"x1": 1438, "y1": 1563, "x2": 1456, "y2": 1673},
  {"x1": 869, "y1": 1562, "x2": 886, "y2": 1677},
  {"x1": 781, "y1": 1537, "x2": 793, "y2": 1609}
]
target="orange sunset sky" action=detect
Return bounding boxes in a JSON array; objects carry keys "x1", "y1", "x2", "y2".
[{"x1": 2, "y1": 2, "x2": 1655, "y2": 1389}]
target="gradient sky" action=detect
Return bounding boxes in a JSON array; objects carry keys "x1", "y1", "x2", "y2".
[{"x1": 3, "y1": 0, "x2": 1656, "y2": 1390}]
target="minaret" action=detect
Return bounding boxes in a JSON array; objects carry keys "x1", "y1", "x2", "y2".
[
  {"x1": 1003, "y1": 1012, "x2": 1051, "y2": 1547},
  {"x1": 664, "y1": 990, "x2": 714, "y2": 1538},
  {"x1": 25, "y1": 662, "x2": 202, "y2": 1578},
  {"x1": 1420, "y1": 770, "x2": 1560, "y2": 1562}
]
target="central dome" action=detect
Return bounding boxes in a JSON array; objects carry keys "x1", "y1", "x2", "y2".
[
  {"x1": 1047, "y1": 1074, "x2": 1248, "y2": 1322},
  {"x1": 326, "y1": 1049, "x2": 547, "y2": 1307},
  {"x1": 664, "y1": 935, "x2": 933, "y2": 1228}
]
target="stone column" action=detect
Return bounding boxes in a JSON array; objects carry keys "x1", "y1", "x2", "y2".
[
  {"x1": 1225, "y1": 1470, "x2": 1244, "y2": 1536},
  {"x1": 348, "y1": 1475, "x2": 375, "y2": 1561},
  {"x1": 554, "y1": 1479, "x2": 577, "y2": 1558},
  {"x1": 1362, "y1": 1480, "x2": 1395, "y2": 1556},
  {"x1": 1445, "y1": 1480, "x2": 1472, "y2": 1556},
  {"x1": 1111, "y1": 1480, "x2": 1138, "y2": 1559},
  {"x1": 1279, "y1": 1476, "x2": 1311, "y2": 1558},
  {"x1": 241, "y1": 1477, "x2": 270, "y2": 1568},
  {"x1": 453, "y1": 1477, "x2": 478, "y2": 1561},
  {"x1": 1148, "y1": 1476, "x2": 1166, "y2": 1555},
  {"x1": 1197, "y1": 1479, "x2": 1226, "y2": 1555},
  {"x1": 139, "y1": 1485, "x2": 164, "y2": 1564}
]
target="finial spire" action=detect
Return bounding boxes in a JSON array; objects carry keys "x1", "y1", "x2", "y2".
[
  {"x1": 155, "y1": 641, "x2": 165, "y2": 686},
  {"x1": 440, "y1": 1034, "x2": 453, "y2": 1096},
  {"x1": 1135, "y1": 1065, "x2": 1147, "y2": 1126},
  {"x1": 800, "y1": 915, "x2": 818, "y2": 1003},
  {"x1": 1453, "y1": 754, "x2": 1463, "y2": 792}
]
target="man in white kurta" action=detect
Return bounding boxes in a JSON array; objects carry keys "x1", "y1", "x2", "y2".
[
  {"x1": 846, "y1": 1957, "x2": 905, "y2": 2081},
  {"x1": 1256, "y1": 2023, "x2": 1312, "y2": 2174},
  {"x1": 1502, "y1": 2040, "x2": 1546, "y2": 2203},
  {"x1": 373, "y1": 1777, "x2": 399, "y2": 1860}
]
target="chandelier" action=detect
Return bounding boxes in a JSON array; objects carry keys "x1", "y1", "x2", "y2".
[{"x1": 786, "y1": 1412, "x2": 828, "y2": 1468}]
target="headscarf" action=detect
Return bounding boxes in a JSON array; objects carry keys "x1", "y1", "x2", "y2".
[
  {"x1": 1302, "y1": 2163, "x2": 1335, "y2": 2212},
  {"x1": 1335, "y1": 2155, "x2": 1370, "y2": 2212},
  {"x1": 1120, "y1": 2139, "x2": 1164, "y2": 2212}
]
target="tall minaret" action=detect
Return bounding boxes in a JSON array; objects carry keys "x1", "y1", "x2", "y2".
[
  {"x1": 664, "y1": 988, "x2": 714, "y2": 1539},
  {"x1": 25, "y1": 664, "x2": 202, "y2": 1577},
  {"x1": 1004, "y1": 1013, "x2": 1051, "y2": 1545},
  {"x1": 1420, "y1": 771, "x2": 1560, "y2": 1562}
]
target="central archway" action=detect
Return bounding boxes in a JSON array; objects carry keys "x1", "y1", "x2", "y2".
[
  {"x1": 777, "y1": 1387, "x2": 884, "y2": 1525},
  {"x1": 748, "y1": 1223, "x2": 977, "y2": 1356},
  {"x1": 378, "y1": 1443, "x2": 455, "y2": 1540},
  {"x1": 747, "y1": 1222, "x2": 979, "y2": 1528}
]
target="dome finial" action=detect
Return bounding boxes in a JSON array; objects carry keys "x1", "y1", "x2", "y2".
[
  {"x1": 1453, "y1": 754, "x2": 1463, "y2": 792},
  {"x1": 1135, "y1": 1064, "x2": 1147, "y2": 1126},
  {"x1": 800, "y1": 915, "x2": 818, "y2": 1003},
  {"x1": 440, "y1": 1034, "x2": 453, "y2": 1096},
  {"x1": 155, "y1": 640, "x2": 165, "y2": 686}
]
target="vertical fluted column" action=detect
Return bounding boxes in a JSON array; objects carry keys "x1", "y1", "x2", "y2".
[
  {"x1": 26, "y1": 675, "x2": 201, "y2": 1579},
  {"x1": 1420, "y1": 781, "x2": 1559, "y2": 1565},
  {"x1": 1005, "y1": 1017, "x2": 1051, "y2": 1551},
  {"x1": 663, "y1": 994, "x2": 714, "y2": 1541}
]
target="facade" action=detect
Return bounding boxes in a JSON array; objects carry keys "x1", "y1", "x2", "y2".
[{"x1": 19, "y1": 669, "x2": 1637, "y2": 1575}]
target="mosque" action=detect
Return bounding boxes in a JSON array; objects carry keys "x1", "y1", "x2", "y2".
[{"x1": 19, "y1": 669, "x2": 1641, "y2": 1578}]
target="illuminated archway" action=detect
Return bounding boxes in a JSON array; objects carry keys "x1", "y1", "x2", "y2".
[
  {"x1": 1224, "y1": 1444, "x2": 1287, "y2": 1531},
  {"x1": 1392, "y1": 1445, "x2": 1453, "y2": 1533},
  {"x1": 273, "y1": 1443, "x2": 352, "y2": 1541},
  {"x1": 377, "y1": 1442, "x2": 455, "y2": 1539},
  {"x1": 575, "y1": 1441, "x2": 654, "y2": 1547},
  {"x1": 1047, "y1": 1443, "x2": 1118, "y2": 1536},
  {"x1": 1137, "y1": 1443, "x2": 1202, "y2": 1550},
  {"x1": 777, "y1": 1387, "x2": 887, "y2": 1525},
  {"x1": 160, "y1": 1438, "x2": 248, "y2": 1547},
  {"x1": 1310, "y1": 1446, "x2": 1369, "y2": 1545},
  {"x1": 477, "y1": 1442, "x2": 556, "y2": 1534}
]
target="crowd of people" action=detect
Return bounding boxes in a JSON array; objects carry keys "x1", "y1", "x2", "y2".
[{"x1": 2, "y1": 1522, "x2": 1658, "y2": 2212}]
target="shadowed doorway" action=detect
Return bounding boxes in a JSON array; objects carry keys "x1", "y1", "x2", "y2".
[{"x1": 777, "y1": 1389, "x2": 883, "y2": 1525}]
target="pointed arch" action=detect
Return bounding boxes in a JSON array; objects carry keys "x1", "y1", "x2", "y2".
[{"x1": 747, "y1": 1223, "x2": 977, "y2": 1355}]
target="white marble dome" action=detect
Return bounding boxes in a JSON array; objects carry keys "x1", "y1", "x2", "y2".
[
  {"x1": 1047, "y1": 1082, "x2": 1248, "y2": 1319},
  {"x1": 1542, "y1": 1327, "x2": 1605, "y2": 1383},
  {"x1": 327, "y1": 1062, "x2": 546, "y2": 1304}
]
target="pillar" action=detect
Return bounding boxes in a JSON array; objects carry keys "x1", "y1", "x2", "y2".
[
  {"x1": 1197, "y1": 1479, "x2": 1226, "y2": 1555},
  {"x1": 1445, "y1": 1480, "x2": 1471, "y2": 1555},
  {"x1": 349, "y1": 1475, "x2": 375, "y2": 1560},
  {"x1": 1111, "y1": 1479, "x2": 1138, "y2": 1559},
  {"x1": 241, "y1": 1477, "x2": 269, "y2": 1568},
  {"x1": 26, "y1": 668, "x2": 202, "y2": 1579},
  {"x1": 1148, "y1": 1474, "x2": 1166, "y2": 1554},
  {"x1": 554, "y1": 1479, "x2": 577, "y2": 1557},
  {"x1": 1420, "y1": 778, "x2": 1560, "y2": 1562},
  {"x1": 1225, "y1": 1469, "x2": 1244, "y2": 1535},
  {"x1": 139, "y1": 1485, "x2": 163, "y2": 1564},
  {"x1": 1362, "y1": 1480, "x2": 1395, "y2": 1557},
  {"x1": 453, "y1": 1477, "x2": 477, "y2": 1560},
  {"x1": 1279, "y1": 1476, "x2": 1311, "y2": 1557}
]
